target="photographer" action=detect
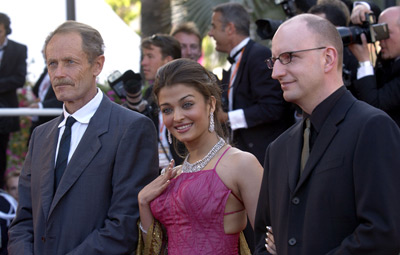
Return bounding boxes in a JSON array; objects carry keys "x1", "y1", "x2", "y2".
[
  {"x1": 140, "y1": 34, "x2": 183, "y2": 169},
  {"x1": 349, "y1": 5, "x2": 400, "y2": 127},
  {"x1": 308, "y1": 0, "x2": 360, "y2": 93}
]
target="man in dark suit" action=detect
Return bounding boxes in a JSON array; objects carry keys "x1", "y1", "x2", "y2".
[
  {"x1": 349, "y1": 5, "x2": 400, "y2": 127},
  {"x1": 208, "y1": 3, "x2": 294, "y2": 166},
  {"x1": 0, "y1": 13, "x2": 27, "y2": 187},
  {"x1": 255, "y1": 14, "x2": 400, "y2": 254},
  {"x1": 8, "y1": 21, "x2": 159, "y2": 254}
]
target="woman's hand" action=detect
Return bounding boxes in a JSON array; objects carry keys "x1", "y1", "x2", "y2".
[
  {"x1": 138, "y1": 160, "x2": 178, "y2": 206},
  {"x1": 265, "y1": 226, "x2": 276, "y2": 254}
]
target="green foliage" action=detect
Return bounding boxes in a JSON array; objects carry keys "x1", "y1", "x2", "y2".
[{"x1": 106, "y1": 0, "x2": 141, "y2": 24}]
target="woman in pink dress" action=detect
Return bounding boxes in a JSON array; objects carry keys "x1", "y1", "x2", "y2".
[{"x1": 137, "y1": 59, "x2": 263, "y2": 254}]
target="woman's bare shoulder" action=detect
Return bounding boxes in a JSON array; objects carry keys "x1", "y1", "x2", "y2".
[{"x1": 223, "y1": 147, "x2": 263, "y2": 173}]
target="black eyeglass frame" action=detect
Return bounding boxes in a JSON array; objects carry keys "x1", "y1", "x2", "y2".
[{"x1": 265, "y1": 46, "x2": 327, "y2": 69}]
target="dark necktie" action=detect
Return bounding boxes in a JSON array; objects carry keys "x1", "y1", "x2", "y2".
[
  {"x1": 54, "y1": 116, "x2": 77, "y2": 190},
  {"x1": 300, "y1": 118, "x2": 311, "y2": 173}
]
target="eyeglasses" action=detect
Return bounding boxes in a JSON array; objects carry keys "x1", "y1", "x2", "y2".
[{"x1": 265, "y1": 47, "x2": 326, "y2": 69}]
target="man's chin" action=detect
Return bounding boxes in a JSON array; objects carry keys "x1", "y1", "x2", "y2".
[{"x1": 380, "y1": 51, "x2": 391, "y2": 60}]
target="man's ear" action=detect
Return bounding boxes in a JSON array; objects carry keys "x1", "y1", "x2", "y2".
[
  {"x1": 226, "y1": 22, "x2": 236, "y2": 35},
  {"x1": 164, "y1": 55, "x2": 173, "y2": 63},
  {"x1": 324, "y1": 47, "x2": 337, "y2": 72},
  {"x1": 93, "y1": 55, "x2": 105, "y2": 77}
]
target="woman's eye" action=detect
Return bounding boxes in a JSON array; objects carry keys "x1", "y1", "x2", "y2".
[
  {"x1": 161, "y1": 108, "x2": 172, "y2": 114},
  {"x1": 183, "y1": 102, "x2": 193, "y2": 109}
]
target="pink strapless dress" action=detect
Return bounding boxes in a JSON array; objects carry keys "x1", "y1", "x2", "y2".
[{"x1": 150, "y1": 147, "x2": 241, "y2": 254}]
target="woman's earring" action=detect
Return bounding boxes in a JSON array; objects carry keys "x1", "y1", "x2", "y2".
[
  {"x1": 209, "y1": 112, "x2": 215, "y2": 132},
  {"x1": 168, "y1": 130, "x2": 172, "y2": 144}
]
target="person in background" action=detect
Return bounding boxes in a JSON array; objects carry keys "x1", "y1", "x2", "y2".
[
  {"x1": 349, "y1": 5, "x2": 400, "y2": 127},
  {"x1": 0, "y1": 13, "x2": 27, "y2": 188},
  {"x1": 8, "y1": 20, "x2": 159, "y2": 254},
  {"x1": 4, "y1": 169, "x2": 19, "y2": 202},
  {"x1": 0, "y1": 186, "x2": 17, "y2": 255},
  {"x1": 255, "y1": 14, "x2": 400, "y2": 254},
  {"x1": 171, "y1": 21, "x2": 221, "y2": 85},
  {"x1": 170, "y1": 21, "x2": 202, "y2": 62},
  {"x1": 140, "y1": 34, "x2": 183, "y2": 169},
  {"x1": 208, "y1": 3, "x2": 294, "y2": 166},
  {"x1": 28, "y1": 66, "x2": 63, "y2": 138},
  {"x1": 0, "y1": 170, "x2": 19, "y2": 255},
  {"x1": 308, "y1": 0, "x2": 359, "y2": 95},
  {"x1": 137, "y1": 58, "x2": 262, "y2": 254}
]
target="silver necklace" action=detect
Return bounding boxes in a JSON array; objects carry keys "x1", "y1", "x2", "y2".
[{"x1": 181, "y1": 137, "x2": 226, "y2": 173}]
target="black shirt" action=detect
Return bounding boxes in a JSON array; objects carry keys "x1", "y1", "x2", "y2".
[{"x1": 305, "y1": 86, "x2": 347, "y2": 150}]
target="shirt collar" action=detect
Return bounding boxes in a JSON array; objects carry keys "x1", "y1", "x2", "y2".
[
  {"x1": 308, "y1": 86, "x2": 346, "y2": 134},
  {"x1": 0, "y1": 38, "x2": 8, "y2": 50},
  {"x1": 229, "y1": 37, "x2": 250, "y2": 60},
  {"x1": 59, "y1": 88, "x2": 103, "y2": 127}
]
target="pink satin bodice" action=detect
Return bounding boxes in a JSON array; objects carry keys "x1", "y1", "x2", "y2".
[{"x1": 150, "y1": 147, "x2": 240, "y2": 254}]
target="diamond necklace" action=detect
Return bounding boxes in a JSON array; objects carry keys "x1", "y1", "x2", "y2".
[{"x1": 181, "y1": 137, "x2": 226, "y2": 173}]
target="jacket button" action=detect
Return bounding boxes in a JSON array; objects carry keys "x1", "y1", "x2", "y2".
[
  {"x1": 288, "y1": 238, "x2": 297, "y2": 246},
  {"x1": 292, "y1": 197, "x2": 300, "y2": 205},
  {"x1": 41, "y1": 237, "x2": 46, "y2": 242}
]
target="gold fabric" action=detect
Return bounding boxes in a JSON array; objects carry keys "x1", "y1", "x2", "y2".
[
  {"x1": 136, "y1": 220, "x2": 166, "y2": 255},
  {"x1": 136, "y1": 219, "x2": 251, "y2": 254},
  {"x1": 239, "y1": 231, "x2": 251, "y2": 255}
]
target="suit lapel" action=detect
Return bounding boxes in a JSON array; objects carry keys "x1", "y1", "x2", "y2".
[
  {"x1": 295, "y1": 91, "x2": 356, "y2": 193},
  {"x1": 49, "y1": 96, "x2": 111, "y2": 216},
  {"x1": 221, "y1": 69, "x2": 230, "y2": 102},
  {"x1": 231, "y1": 40, "x2": 253, "y2": 99},
  {"x1": 40, "y1": 116, "x2": 63, "y2": 220}
]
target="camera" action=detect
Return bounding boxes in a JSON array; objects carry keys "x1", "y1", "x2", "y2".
[
  {"x1": 107, "y1": 70, "x2": 149, "y2": 113},
  {"x1": 337, "y1": 13, "x2": 389, "y2": 46},
  {"x1": 255, "y1": 0, "x2": 299, "y2": 40},
  {"x1": 256, "y1": 19, "x2": 285, "y2": 40}
]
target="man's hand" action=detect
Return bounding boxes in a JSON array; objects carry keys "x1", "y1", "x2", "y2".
[
  {"x1": 351, "y1": 4, "x2": 373, "y2": 25},
  {"x1": 348, "y1": 33, "x2": 371, "y2": 62}
]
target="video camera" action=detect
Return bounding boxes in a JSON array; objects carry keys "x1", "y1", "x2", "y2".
[
  {"x1": 337, "y1": 13, "x2": 389, "y2": 46},
  {"x1": 107, "y1": 70, "x2": 150, "y2": 114},
  {"x1": 255, "y1": 0, "x2": 302, "y2": 40}
]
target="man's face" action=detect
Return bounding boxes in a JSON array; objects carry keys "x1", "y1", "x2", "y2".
[
  {"x1": 208, "y1": 12, "x2": 230, "y2": 53},
  {"x1": 173, "y1": 32, "x2": 202, "y2": 61},
  {"x1": 379, "y1": 10, "x2": 400, "y2": 60},
  {"x1": 46, "y1": 32, "x2": 104, "y2": 113},
  {"x1": 271, "y1": 21, "x2": 325, "y2": 112},
  {"x1": 0, "y1": 23, "x2": 7, "y2": 45},
  {"x1": 141, "y1": 45, "x2": 170, "y2": 81}
]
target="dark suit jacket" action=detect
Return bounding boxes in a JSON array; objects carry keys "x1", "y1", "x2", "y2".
[
  {"x1": 31, "y1": 68, "x2": 63, "y2": 127},
  {"x1": 0, "y1": 39, "x2": 27, "y2": 133},
  {"x1": 8, "y1": 95, "x2": 159, "y2": 254},
  {"x1": 255, "y1": 91, "x2": 400, "y2": 254},
  {"x1": 354, "y1": 58, "x2": 400, "y2": 127},
  {"x1": 221, "y1": 40, "x2": 294, "y2": 164}
]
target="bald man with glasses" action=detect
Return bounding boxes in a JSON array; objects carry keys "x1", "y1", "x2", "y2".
[{"x1": 254, "y1": 14, "x2": 400, "y2": 255}]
